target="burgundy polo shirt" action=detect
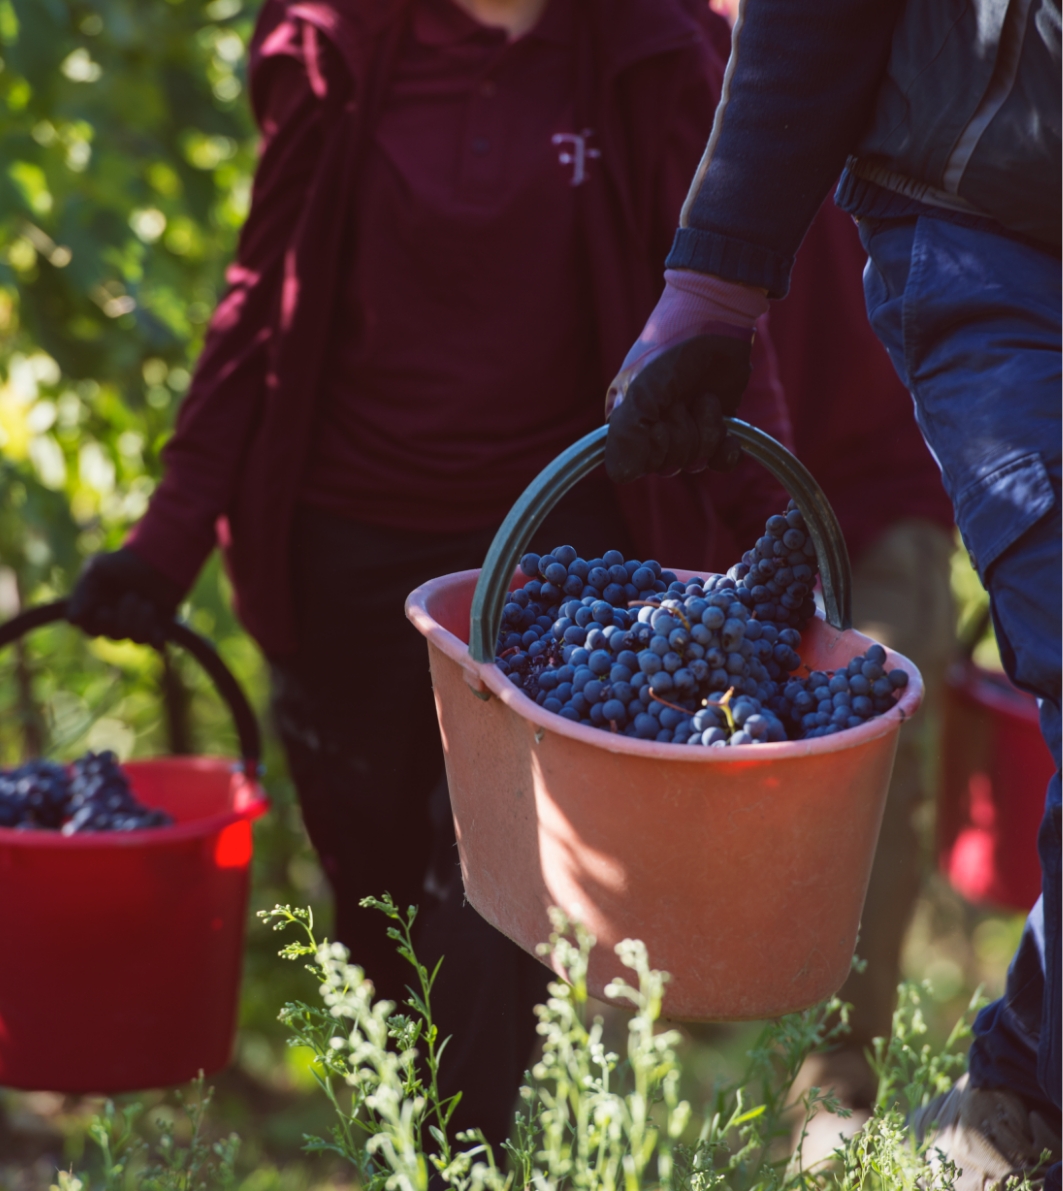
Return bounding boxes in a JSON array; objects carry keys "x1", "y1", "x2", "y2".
[{"x1": 300, "y1": 0, "x2": 605, "y2": 532}]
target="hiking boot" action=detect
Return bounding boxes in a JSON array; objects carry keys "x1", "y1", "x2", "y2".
[{"x1": 911, "y1": 1073, "x2": 1061, "y2": 1190}]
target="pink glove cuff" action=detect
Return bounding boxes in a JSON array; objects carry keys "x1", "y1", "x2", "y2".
[
  {"x1": 606, "y1": 270, "x2": 768, "y2": 417},
  {"x1": 660, "y1": 269, "x2": 769, "y2": 331}
]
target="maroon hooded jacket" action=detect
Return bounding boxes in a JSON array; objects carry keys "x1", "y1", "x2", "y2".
[{"x1": 128, "y1": 0, "x2": 790, "y2": 657}]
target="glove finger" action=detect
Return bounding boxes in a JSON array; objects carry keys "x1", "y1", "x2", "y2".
[
  {"x1": 128, "y1": 599, "x2": 161, "y2": 648},
  {"x1": 112, "y1": 591, "x2": 147, "y2": 643},
  {"x1": 644, "y1": 420, "x2": 673, "y2": 476},
  {"x1": 604, "y1": 380, "x2": 660, "y2": 484},
  {"x1": 123, "y1": 594, "x2": 166, "y2": 647},
  {"x1": 705, "y1": 432, "x2": 743, "y2": 473},
  {"x1": 690, "y1": 394, "x2": 725, "y2": 471},
  {"x1": 91, "y1": 605, "x2": 119, "y2": 640},
  {"x1": 67, "y1": 566, "x2": 107, "y2": 626},
  {"x1": 141, "y1": 601, "x2": 169, "y2": 651},
  {"x1": 656, "y1": 403, "x2": 700, "y2": 476},
  {"x1": 66, "y1": 594, "x2": 92, "y2": 629},
  {"x1": 606, "y1": 417, "x2": 657, "y2": 484},
  {"x1": 691, "y1": 421, "x2": 725, "y2": 471},
  {"x1": 147, "y1": 614, "x2": 168, "y2": 652}
]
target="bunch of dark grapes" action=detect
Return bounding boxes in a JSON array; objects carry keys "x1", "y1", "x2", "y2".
[
  {"x1": 0, "y1": 759, "x2": 70, "y2": 829},
  {"x1": 777, "y1": 645, "x2": 908, "y2": 739},
  {"x1": 64, "y1": 750, "x2": 173, "y2": 833},
  {"x1": 0, "y1": 750, "x2": 173, "y2": 833},
  {"x1": 726, "y1": 507, "x2": 819, "y2": 628},
  {"x1": 494, "y1": 501, "x2": 908, "y2": 746}
]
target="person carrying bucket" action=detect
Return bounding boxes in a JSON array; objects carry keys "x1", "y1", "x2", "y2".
[
  {"x1": 64, "y1": 0, "x2": 794, "y2": 1157},
  {"x1": 603, "y1": 0, "x2": 1061, "y2": 1184},
  {"x1": 768, "y1": 195, "x2": 958, "y2": 1162},
  {"x1": 699, "y1": 15, "x2": 960, "y2": 1132}
]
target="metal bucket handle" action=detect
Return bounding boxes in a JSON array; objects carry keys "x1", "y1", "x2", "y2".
[
  {"x1": 0, "y1": 600, "x2": 262, "y2": 777},
  {"x1": 469, "y1": 419, "x2": 852, "y2": 673}
]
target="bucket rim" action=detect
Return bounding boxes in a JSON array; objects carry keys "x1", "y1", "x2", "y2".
[
  {"x1": 406, "y1": 566, "x2": 924, "y2": 762},
  {"x1": 0, "y1": 755, "x2": 268, "y2": 849}
]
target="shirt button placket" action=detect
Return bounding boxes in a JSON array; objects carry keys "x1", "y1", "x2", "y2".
[{"x1": 461, "y1": 71, "x2": 505, "y2": 195}]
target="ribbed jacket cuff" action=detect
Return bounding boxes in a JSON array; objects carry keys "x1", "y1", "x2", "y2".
[{"x1": 665, "y1": 227, "x2": 794, "y2": 300}]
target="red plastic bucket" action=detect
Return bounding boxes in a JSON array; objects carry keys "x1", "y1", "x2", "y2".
[
  {"x1": 0, "y1": 604, "x2": 267, "y2": 1092},
  {"x1": 406, "y1": 422, "x2": 923, "y2": 1020},
  {"x1": 938, "y1": 659, "x2": 1051, "y2": 911}
]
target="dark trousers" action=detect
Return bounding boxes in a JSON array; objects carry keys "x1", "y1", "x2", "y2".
[
  {"x1": 271, "y1": 475, "x2": 633, "y2": 1153},
  {"x1": 861, "y1": 216, "x2": 1062, "y2": 1149}
]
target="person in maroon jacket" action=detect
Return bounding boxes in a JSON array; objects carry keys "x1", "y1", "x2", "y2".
[{"x1": 67, "y1": 0, "x2": 791, "y2": 1154}]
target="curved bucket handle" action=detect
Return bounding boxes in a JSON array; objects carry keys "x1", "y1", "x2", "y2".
[
  {"x1": 0, "y1": 600, "x2": 262, "y2": 779},
  {"x1": 468, "y1": 419, "x2": 852, "y2": 676}
]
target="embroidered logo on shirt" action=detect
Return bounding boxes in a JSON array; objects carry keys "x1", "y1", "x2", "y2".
[{"x1": 552, "y1": 130, "x2": 600, "y2": 186}]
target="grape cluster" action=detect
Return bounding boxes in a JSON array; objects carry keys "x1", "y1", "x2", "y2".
[
  {"x1": 0, "y1": 759, "x2": 70, "y2": 829},
  {"x1": 727, "y1": 508, "x2": 819, "y2": 628},
  {"x1": 0, "y1": 750, "x2": 174, "y2": 833},
  {"x1": 493, "y1": 502, "x2": 908, "y2": 747},
  {"x1": 777, "y1": 645, "x2": 908, "y2": 739}
]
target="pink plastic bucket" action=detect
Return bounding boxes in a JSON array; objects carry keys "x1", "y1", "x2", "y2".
[{"x1": 405, "y1": 422, "x2": 922, "y2": 1020}]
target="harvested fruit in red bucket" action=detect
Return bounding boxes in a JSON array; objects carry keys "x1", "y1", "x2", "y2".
[
  {"x1": 0, "y1": 751, "x2": 174, "y2": 832},
  {"x1": 494, "y1": 501, "x2": 909, "y2": 747},
  {"x1": 406, "y1": 419, "x2": 923, "y2": 1020},
  {"x1": 0, "y1": 602, "x2": 267, "y2": 1094}
]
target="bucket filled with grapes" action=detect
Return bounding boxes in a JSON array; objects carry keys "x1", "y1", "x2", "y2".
[
  {"x1": 0, "y1": 603, "x2": 267, "y2": 1092},
  {"x1": 406, "y1": 420, "x2": 922, "y2": 1020}
]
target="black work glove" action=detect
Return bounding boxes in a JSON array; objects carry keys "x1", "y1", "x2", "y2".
[
  {"x1": 67, "y1": 548, "x2": 185, "y2": 649},
  {"x1": 604, "y1": 333, "x2": 752, "y2": 484}
]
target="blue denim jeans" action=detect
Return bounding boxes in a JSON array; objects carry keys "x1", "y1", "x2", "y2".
[{"x1": 859, "y1": 217, "x2": 1062, "y2": 1140}]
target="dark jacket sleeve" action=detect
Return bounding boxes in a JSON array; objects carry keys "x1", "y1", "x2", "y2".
[
  {"x1": 646, "y1": 8, "x2": 725, "y2": 274},
  {"x1": 616, "y1": 15, "x2": 790, "y2": 572},
  {"x1": 126, "y1": 12, "x2": 343, "y2": 589},
  {"x1": 665, "y1": 0, "x2": 903, "y2": 297}
]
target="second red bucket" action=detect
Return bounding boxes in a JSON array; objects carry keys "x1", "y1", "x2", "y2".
[
  {"x1": 938, "y1": 654, "x2": 1051, "y2": 912},
  {"x1": 0, "y1": 604, "x2": 268, "y2": 1093},
  {"x1": 407, "y1": 421, "x2": 922, "y2": 1021}
]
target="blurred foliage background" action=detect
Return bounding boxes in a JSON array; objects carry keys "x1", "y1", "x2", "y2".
[
  {"x1": 0, "y1": 2, "x2": 349, "y2": 1186},
  {"x1": 0, "y1": 0, "x2": 259, "y2": 768},
  {"x1": 0, "y1": 1, "x2": 1023, "y2": 1188}
]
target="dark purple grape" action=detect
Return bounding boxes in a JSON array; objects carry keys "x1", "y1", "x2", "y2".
[
  {"x1": 588, "y1": 650, "x2": 612, "y2": 676},
  {"x1": 602, "y1": 699, "x2": 627, "y2": 724}
]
